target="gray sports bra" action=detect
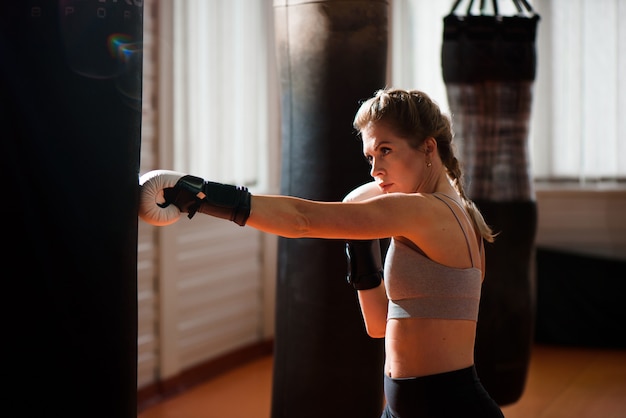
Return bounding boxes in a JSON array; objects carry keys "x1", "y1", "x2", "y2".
[{"x1": 384, "y1": 193, "x2": 483, "y2": 321}]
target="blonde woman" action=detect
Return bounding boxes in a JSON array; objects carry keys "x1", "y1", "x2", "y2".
[{"x1": 140, "y1": 88, "x2": 503, "y2": 418}]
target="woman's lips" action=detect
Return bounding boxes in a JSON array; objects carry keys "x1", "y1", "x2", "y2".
[{"x1": 379, "y1": 182, "x2": 392, "y2": 192}]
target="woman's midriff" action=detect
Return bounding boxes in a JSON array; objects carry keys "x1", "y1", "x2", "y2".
[{"x1": 384, "y1": 317, "x2": 477, "y2": 378}]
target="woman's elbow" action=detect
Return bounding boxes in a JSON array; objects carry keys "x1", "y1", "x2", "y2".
[{"x1": 364, "y1": 322, "x2": 386, "y2": 339}]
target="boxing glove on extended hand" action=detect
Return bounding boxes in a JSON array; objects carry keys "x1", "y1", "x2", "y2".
[
  {"x1": 343, "y1": 181, "x2": 384, "y2": 290},
  {"x1": 139, "y1": 170, "x2": 251, "y2": 227}
]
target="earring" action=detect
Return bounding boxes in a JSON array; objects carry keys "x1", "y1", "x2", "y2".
[
  {"x1": 424, "y1": 147, "x2": 433, "y2": 167},
  {"x1": 424, "y1": 147, "x2": 433, "y2": 168}
]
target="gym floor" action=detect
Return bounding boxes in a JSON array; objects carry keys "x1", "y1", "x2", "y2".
[{"x1": 137, "y1": 344, "x2": 626, "y2": 418}]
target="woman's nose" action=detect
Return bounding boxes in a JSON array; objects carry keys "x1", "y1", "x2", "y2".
[{"x1": 370, "y1": 159, "x2": 382, "y2": 177}]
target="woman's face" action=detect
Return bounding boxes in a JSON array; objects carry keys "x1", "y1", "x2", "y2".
[{"x1": 361, "y1": 122, "x2": 427, "y2": 194}]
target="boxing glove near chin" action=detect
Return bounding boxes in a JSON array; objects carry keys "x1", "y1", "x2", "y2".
[
  {"x1": 343, "y1": 181, "x2": 384, "y2": 290},
  {"x1": 345, "y1": 240, "x2": 383, "y2": 290},
  {"x1": 139, "y1": 170, "x2": 251, "y2": 227}
]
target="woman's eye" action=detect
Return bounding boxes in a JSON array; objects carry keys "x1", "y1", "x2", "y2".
[
  {"x1": 365, "y1": 155, "x2": 373, "y2": 165},
  {"x1": 381, "y1": 147, "x2": 391, "y2": 155}
]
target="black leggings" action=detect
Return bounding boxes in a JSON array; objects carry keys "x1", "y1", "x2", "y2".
[{"x1": 381, "y1": 366, "x2": 504, "y2": 418}]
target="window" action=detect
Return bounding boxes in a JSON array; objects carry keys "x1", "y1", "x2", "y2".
[
  {"x1": 532, "y1": 0, "x2": 626, "y2": 181},
  {"x1": 168, "y1": 0, "x2": 279, "y2": 190}
]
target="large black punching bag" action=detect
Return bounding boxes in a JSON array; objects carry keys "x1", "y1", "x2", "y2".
[
  {"x1": 441, "y1": 0, "x2": 540, "y2": 406},
  {"x1": 272, "y1": 1, "x2": 388, "y2": 417},
  {"x1": 1, "y1": 2, "x2": 142, "y2": 417}
]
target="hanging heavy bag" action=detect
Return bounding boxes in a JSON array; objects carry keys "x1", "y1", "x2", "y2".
[
  {"x1": 272, "y1": 1, "x2": 388, "y2": 417},
  {"x1": 441, "y1": 0, "x2": 540, "y2": 406},
  {"x1": 1, "y1": 2, "x2": 143, "y2": 417}
]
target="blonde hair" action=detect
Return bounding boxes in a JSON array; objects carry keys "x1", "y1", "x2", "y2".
[{"x1": 354, "y1": 88, "x2": 496, "y2": 242}]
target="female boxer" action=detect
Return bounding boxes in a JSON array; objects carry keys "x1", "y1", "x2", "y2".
[{"x1": 140, "y1": 88, "x2": 503, "y2": 418}]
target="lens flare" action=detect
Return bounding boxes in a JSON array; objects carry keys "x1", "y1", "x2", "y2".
[{"x1": 108, "y1": 33, "x2": 133, "y2": 59}]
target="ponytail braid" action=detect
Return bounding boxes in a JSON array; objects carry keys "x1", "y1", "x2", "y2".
[{"x1": 444, "y1": 153, "x2": 496, "y2": 243}]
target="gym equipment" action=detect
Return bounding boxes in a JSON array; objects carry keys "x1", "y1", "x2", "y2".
[
  {"x1": 139, "y1": 169, "x2": 251, "y2": 227},
  {"x1": 441, "y1": 0, "x2": 540, "y2": 405},
  {"x1": 272, "y1": 1, "x2": 389, "y2": 417},
  {"x1": 1, "y1": 2, "x2": 143, "y2": 416}
]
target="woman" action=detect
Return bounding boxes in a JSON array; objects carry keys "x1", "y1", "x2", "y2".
[{"x1": 140, "y1": 88, "x2": 504, "y2": 417}]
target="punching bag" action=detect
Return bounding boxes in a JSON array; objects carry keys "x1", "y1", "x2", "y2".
[
  {"x1": 441, "y1": 0, "x2": 540, "y2": 406},
  {"x1": 272, "y1": 1, "x2": 388, "y2": 417},
  {"x1": 1, "y1": 2, "x2": 142, "y2": 417}
]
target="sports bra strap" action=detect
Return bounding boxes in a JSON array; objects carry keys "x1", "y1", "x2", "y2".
[{"x1": 432, "y1": 193, "x2": 479, "y2": 268}]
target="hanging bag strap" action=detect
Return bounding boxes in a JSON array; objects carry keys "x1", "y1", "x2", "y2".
[{"x1": 449, "y1": 0, "x2": 536, "y2": 17}]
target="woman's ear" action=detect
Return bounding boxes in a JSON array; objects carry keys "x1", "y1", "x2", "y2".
[{"x1": 424, "y1": 137, "x2": 437, "y2": 154}]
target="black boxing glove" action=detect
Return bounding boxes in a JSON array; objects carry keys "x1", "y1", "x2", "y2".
[
  {"x1": 345, "y1": 239, "x2": 383, "y2": 290},
  {"x1": 162, "y1": 174, "x2": 251, "y2": 226},
  {"x1": 342, "y1": 182, "x2": 385, "y2": 290},
  {"x1": 139, "y1": 170, "x2": 251, "y2": 226}
]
